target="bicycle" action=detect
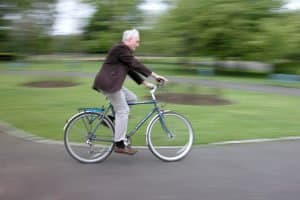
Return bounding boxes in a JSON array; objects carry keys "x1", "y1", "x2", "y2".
[{"x1": 63, "y1": 83, "x2": 194, "y2": 163}]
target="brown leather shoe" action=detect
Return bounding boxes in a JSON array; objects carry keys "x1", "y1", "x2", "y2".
[{"x1": 114, "y1": 146, "x2": 138, "y2": 155}]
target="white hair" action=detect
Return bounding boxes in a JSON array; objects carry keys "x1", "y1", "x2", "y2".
[{"x1": 122, "y1": 29, "x2": 139, "y2": 42}]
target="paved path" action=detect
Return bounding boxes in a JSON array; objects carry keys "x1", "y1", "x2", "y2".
[
  {"x1": 1, "y1": 130, "x2": 300, "y2": 200},
  {"x1": 2, "y1": 69, "x2": 300, "y2": 96}
]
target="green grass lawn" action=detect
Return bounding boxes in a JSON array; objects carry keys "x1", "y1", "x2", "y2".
[{"x1": 0, "y1": 72, "x2": 299, "y2": 145}]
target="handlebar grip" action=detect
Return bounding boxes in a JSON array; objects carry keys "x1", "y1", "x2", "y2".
[{"x1": 157, "y1": 79, "x2": 165, "y2": 86}]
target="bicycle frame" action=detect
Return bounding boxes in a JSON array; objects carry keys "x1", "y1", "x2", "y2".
[
  {"x1": 103, "y1": 85, "x2": 172, "y2": 139},
  {"x1": 127, "y1": 100, "x2": 160, "y2": 137},
  {"x1": 76, "y1": 85, "x2": 172, "y2": 144},
  {"x1": 104, "y1": 99, "x2": 159, "y2": 138}
]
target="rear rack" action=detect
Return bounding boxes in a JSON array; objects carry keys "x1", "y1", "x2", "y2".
[{"x1": 78, "y1": 107, "x2": 104, "y2": 113}]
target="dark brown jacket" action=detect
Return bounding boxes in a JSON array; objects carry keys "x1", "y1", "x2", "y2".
[{"x1": 93, "y1": 42, "x2": 152, "y2": 93}]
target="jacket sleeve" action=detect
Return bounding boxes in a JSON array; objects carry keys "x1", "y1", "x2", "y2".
[
  {"x1": 118, "y1": 46, "x2": 152, "y2": 77},
  {"x1": 128, "y1": 70, "x2": 144, "y2": 85}
]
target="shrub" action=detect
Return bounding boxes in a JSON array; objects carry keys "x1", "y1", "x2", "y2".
[
  {"x1": 0, "y1": 53, "x2": 17, "y2": 61},
  {"x1": 274, "y1": 61, "x2": 300, "y2": 75}
]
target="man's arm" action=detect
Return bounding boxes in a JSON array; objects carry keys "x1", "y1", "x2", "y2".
[
  {"x1": 119, "y1": 45, "x2": 168, "y2": 85},
  {"x1": 128, "y1": 70, "x2": 144, "y2": 85},
  {"x1": 118, "y1": 45, "x2": 152, "y2": 77}
]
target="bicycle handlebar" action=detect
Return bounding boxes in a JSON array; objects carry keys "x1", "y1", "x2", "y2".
[
  {"x1": 150, "y1": 85, "x2": 157, "y2": 94},
  {"x1": 150, "y1": 80, "x2": 165, "y2": 97}
]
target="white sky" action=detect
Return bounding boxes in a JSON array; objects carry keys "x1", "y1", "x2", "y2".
[
  {"x1": 52, "y1": 0, "x2": 95, "y2": 35},
  {"x1": 283, "y1": 0, "x2": 300, "y2": 9},
  {"x1": 52, "y1": 0, "x2": 300, "y2": 35},
  {"x1": 139, "y1": 0, "x2": 169, "y2": 12}
]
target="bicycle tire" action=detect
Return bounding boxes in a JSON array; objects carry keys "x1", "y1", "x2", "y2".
[
  {"x1": 64, "y1": 111, "x2": 114, "y2": 163},
  {"x1": 146, "y1": 111, "x2": 194, "y2": 162}
]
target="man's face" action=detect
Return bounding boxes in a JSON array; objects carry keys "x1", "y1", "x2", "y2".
[{"x1": 128, "y1": 36, "x2": 140, "y2": 51}]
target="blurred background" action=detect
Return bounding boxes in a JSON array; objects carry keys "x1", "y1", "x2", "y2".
[{"x1": 0, "y1": 0, "x2": 300, "y2": 64}]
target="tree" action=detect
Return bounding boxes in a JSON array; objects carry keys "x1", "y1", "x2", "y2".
[
  {"x1": 276, "y1": 12, "x2": 300, "y2": 60},
  {"x1": 82, "y1": 0, "x2": 144, "y2": 53},
  {"x1": 0, "y1": 0, "x2": 56, "y2": 54},
  {"x1": 150, "y1": 0, "x2": 286, "y2": 60},
  {"x1": 0, "y1": 4, "x2": 11, "y2": 52}
]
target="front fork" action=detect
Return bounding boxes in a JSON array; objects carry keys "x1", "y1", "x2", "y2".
[{"x1": 158, "y1": 110, "x2": 174, "y2": 139}]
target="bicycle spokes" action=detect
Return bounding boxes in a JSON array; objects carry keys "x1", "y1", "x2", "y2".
[
  {"x1": 64, "y1": 112, "x2": 115, "y2": 163},
  {"x1": 147, "y1": 111, "x2": 194, "y2": 162}
]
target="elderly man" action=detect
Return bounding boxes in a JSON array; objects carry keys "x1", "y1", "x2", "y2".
[{"x1": 93, "y1": 29, "x2": 168, "y2": 155}]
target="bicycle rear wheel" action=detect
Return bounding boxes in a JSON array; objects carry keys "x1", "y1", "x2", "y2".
[
  {"x1": 146, "y1": 111, "x2": 194, "y2": 162},
  {"x1": 64, "y1": 111, "x2": 114, "y2": 163}
]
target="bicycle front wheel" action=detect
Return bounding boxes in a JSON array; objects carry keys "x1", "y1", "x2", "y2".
[
  {"x1": 146, "y1": 111, "x2": 194, "y2": 162},
  {"x1": 64, "y1": 111, "x2": 114, "y2": 163}
]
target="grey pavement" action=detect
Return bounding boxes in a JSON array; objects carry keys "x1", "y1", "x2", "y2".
[
  {"x1": 1, "y1": 130, "x2": 300, "y2": 200},
  {"x1": 2, "y1": 69, "x2": 300, "y2": 96}
]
